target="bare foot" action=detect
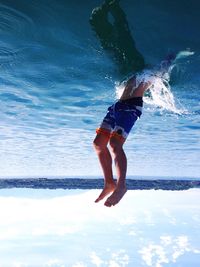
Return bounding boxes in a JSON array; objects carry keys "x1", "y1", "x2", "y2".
[
  {"x1": 104, "y1": 185, "x2": 127, "y2": 207},
  {"x1": 95, "y1": 182, "x2": 116, "y2": 203}
]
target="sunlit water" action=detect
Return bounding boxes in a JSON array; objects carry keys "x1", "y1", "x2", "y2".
[
  {"x1": 0, "y1": 0, "x2": 200, "y2": 178},
  {"x1": 0, "y1": 2, "x2": 200, "y2": 266}
]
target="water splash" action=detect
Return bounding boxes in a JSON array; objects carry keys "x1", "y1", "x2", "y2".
[
  {"x1": 176, "y1": 50, "x2": 194, "y2": 60},
  {"x1": 116, "y1": 72, "x2": 186, "y2": 115},
  {"x1": 115, "y1": 50, "x2": 195, "y2": 115},
  {"x1": 143, "y1": 74, "x2": 186, "y2": 114}
]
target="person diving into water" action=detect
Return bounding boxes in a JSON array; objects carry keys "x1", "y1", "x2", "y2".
[
  {"x1": 93, "y1": 53, "x2": 177, "y2": 207},
  {"x1": 90, "y1": 0, "x2": 192, "y2": 207}
]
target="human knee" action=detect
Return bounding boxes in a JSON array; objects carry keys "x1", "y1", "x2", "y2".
[
  {"x1": 93, "y1": 138, "x2": 100, "y2": 150},
  {"x1": 109, "y1": 138, "x2": 123, "y2": 155},
  {"x1": 93, "y1": 136, "x2": 107, "y2": 152}
]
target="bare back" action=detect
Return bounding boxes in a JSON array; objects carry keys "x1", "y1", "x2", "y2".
[{"x1": 119, "y1": 76, "x2": 152, "y2": 100}]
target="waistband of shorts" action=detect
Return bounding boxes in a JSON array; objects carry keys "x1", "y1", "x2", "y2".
[{"x1": 119, "y1": 97, "x2": 143, "y2": 107}]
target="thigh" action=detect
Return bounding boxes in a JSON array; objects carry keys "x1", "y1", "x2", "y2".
[
  {"x1": 94, "y1": 131, "x2": 110, "y2": 149},
  {"x1": 117, "y1": 110, "x2": 138, "y2": 130},
  {"x1": 114, "y1": 109, "x2": 138, "y2": 139},
  {"x1": 98, "y1": 104, "x2": 116, "y2": 132},
  {"x1": 109, "y1": 134, "x2": 126, "y2": 148}
]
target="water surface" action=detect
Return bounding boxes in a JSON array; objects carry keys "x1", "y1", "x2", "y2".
[{"x1": 0, "y1": 0, "x2": 199, "y2": 178}]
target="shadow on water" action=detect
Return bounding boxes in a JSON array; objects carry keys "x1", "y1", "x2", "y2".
[{"x1": 89, "y1": 0, "x2": 145, "y2": 76}]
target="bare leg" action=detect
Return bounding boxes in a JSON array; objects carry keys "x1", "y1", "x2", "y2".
[
  {"x1": 93, "y1": 133, "x2": 116, "y2": 202},
  {"x1": 104, "y1": 136, "x2": 127, "y2": 207}
]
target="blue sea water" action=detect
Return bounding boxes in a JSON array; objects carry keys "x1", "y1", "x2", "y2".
[{"x1": 0, "y1": 0, "x2": 200, "y2": 179}]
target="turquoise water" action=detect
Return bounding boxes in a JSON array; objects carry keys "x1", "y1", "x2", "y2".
[{"x1": 0, "y1": 0, "x2": 200, "y2": 178}]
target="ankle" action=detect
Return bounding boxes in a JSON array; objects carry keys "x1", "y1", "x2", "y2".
[
  {"x1": 116, "y1": 180, "x2": 126, "y2": 188},
  {"x1": 104, "y1": 180, "x2": 116, "y2": 186}
]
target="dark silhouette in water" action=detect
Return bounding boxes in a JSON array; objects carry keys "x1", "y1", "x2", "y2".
[{"x1": 90, "y1": 0, "x2": 145, "y2": 75}]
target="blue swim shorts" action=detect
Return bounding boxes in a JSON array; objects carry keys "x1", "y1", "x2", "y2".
[{"x1": 96, "y1": 97, "x2": 143, "y2": 140}]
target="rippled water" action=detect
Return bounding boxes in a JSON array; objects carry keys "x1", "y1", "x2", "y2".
[{"x1": 0, "y1": 0, "x2": 199, "y2": 178}]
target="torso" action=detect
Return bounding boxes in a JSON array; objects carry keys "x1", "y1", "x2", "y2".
[{"x1": 119, "y1": 76, "x2": 152, "y2": 100}]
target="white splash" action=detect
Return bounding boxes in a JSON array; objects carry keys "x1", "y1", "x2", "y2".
[
  {"x1": 115, "y1": 71, "x2": 183, "y2": 114},
  {"x1": 115, "y1": 82, "x2": 126, "y2": 99},
  {"x1": 176, "y1": 50, "x2": 194, "y2": 59},
  {"x1": 115, "y1": 50, "x2": 194, "y2": 114},
  {"x1": 142, "y1": 72, "x2": 184, "y2": 114},
  {"x1": 115, "y1": 71, "x2": 182, "y2": 115}
]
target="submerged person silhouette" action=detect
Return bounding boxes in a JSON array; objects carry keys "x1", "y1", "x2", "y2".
[{"x1": 90, "y1": 0, "x2": 145, "y2": 75}]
